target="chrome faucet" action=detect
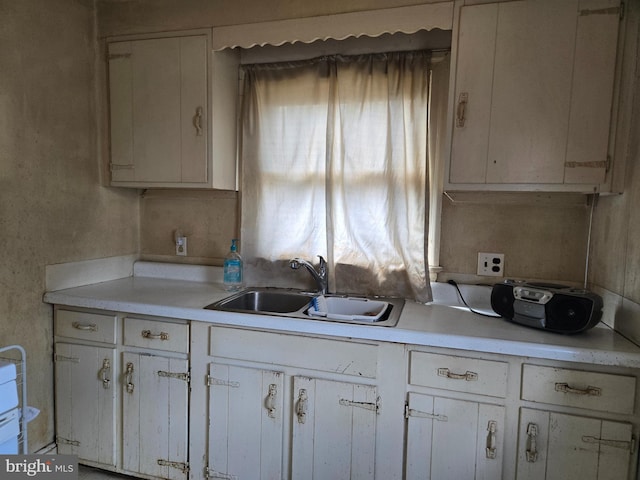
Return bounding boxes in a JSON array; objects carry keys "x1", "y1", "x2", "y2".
[{"x1": 289, "y1": 255, "x2": 328, "y2": 294}]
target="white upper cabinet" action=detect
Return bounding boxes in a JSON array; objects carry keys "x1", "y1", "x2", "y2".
[
  {"x1": 107, "y1": 31, "x2": 238, "y2": 189},
  {"x1": 447, "y1": 0, "x2": 621, "y2": 192}
]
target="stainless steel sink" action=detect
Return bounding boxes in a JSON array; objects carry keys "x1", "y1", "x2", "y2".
[{"x1": 205, "y1": 287, "x2": 404, "y2": 327}]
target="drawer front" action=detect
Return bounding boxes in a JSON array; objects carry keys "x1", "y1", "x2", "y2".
[
  {"x1": 55, "y1": 309, "x2": 117, "y2": 344},
  {"x1": 521, "y1": 364, "x2": 636, "y2": 414},
  {"x1": 124, "y1": 317, "x2": 189, "y2": 353},
  {"x1": 209, "y1": 327, "x2": 378, "y2": 379},
  {"x1": 409, "y1": 351, "x2": 508, "y2": 398}
]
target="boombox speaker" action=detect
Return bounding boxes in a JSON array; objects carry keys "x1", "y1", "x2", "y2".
[{"x1": 490, "y1": 280, "x2": 603, "y2": 334}]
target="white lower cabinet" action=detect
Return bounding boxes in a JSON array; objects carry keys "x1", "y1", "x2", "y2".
[
  {"x1": 405, "y1": 393, "x2": 505, "y2": 480},
  {"x1": 291, "y1": 376, "x2": 378, "y2": 480},
  {"x1": 55, "y1": 342, "x2": 117, "y2": 466},
  {"x1": 54, "y1": 308, "x2": 190, "y2": 480},
  {"x1": 198, "y1": 325, "x2": 386, "y2": 480},
  {"x1": 517, "y1": 408, "x2": 633, "y2": 480},
  {"x1": 207, "y1": 363, "x2": 285, "y2": 479},
  {"x1": 122, "y1": 352, "x2": 189, "y2": 480}
]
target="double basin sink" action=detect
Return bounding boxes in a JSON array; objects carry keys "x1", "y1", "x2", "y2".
[{"x1": 205, "y1": 287, "x2": 404, "y2": 327}]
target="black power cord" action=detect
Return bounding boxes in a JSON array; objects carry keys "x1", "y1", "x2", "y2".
[{"x1": 446, "y1": 280, "x2": 502, "y2": 318}]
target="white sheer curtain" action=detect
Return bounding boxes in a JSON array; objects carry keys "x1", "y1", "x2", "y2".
[{"x1": 240, "y1": 52, "x2": 432, "y2": 302}]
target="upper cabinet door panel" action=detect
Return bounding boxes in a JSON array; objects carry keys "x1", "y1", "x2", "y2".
[
  {"x1": 131, "y1": 37, "x2": 183, "y2": 183},
  {"x1": 449, "y1": 3, "x2": 498, "y2": 184},
  {"x1": 179, "y1": 35, "x2": 209, "y2": 183},
  {"x1": 107, "y1": 31, "x2": 239, "y2": 189},
  {"x1": 564, "y1": 0, "x2": 621, "y2": 184},
  {"x1": 487, "y1": 0, "x2": 577, "y2": 184},
  {"x1": 447, "y1": 0, "x2": 621, "y2": 192}
]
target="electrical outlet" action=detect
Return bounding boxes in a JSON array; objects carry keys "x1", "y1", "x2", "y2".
[
  {"x1": 176, "y1": 236, "x2": 187, "y2": 256},
  {"x1": 477, "y1": 252, "x2": 504, "y2": 276}
]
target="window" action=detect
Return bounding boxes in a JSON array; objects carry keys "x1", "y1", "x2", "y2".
[{"x1": 239, "y1": 51, "x2": 444, "y2": 303}]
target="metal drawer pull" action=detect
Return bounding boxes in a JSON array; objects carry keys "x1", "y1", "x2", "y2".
[
  {"x1": 456, "y1": 92, "x2": 468, "y2": 127},
  {"x1": 193, "y1": 106, "x2": 203, "y2": 136},
  {"x1": 486, "y1": 420, "x2": 497, "y2": 459},
  {"x1": 141, "y1": 330, "x2": 169, "y2": 341},
  {"x1": 296, "y1": 389, "x2": 308, "y2": 424},
  {"x1": 98, "y1": 358, "x2": 111, "y2": 389},
  {"x1": 582, "y1": 436, "x2": 632, "y2": 451},
  {"x1": 555, "y1": 383, "x2": 601, "y2": 396},
  {"x1": 438, "y1": 367, "x2": 478, "y2": 381},
  {"x1": 72, "y1": 322, "x2": 97, "y2": 331},
  {"x1": 265, "y1": 384, "x2": 277, "y2": 418},
  {"x1": 525, "y1": 423, "x2": 538, "y2": 462},
  {"x1": 124, "y1": 362, "x2": 134, "y2": 394}
]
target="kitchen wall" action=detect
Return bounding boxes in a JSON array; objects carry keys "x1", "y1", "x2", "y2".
[
  {"x1": 101, "y1": 0, "x2": 596, "y2": 285},
  {"x1": 0, "y1": 0, "x2": 139, "y2": 451},
  {"x1": 7, "y1": 0, "x2": 634, "y2": 451}
]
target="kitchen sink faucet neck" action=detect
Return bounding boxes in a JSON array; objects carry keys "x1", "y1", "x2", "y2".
[{"x1": 289, "y1": 255, "x2": 328, "y2": 294}]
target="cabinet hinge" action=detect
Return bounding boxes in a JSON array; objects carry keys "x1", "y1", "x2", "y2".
[
  {"x1": 564, "y1": 158, "x2": 610, "y2": 171},
  {"x1": 206, "y1": 376, "x2": 240, "y2": 388},
  {"x1": 106, "y1": 53, "x2": 132, "y2": 61},
  {"x1": 157, "y1": 370, "x2": 190, "y2": 383},
  {"x1": 205, "y1": 468, "x2": 238, "y2": 480},
  {"x1": 582, "y1": 435, "x2": 633, "y2": 451},
  {"x1": 578, "y1": 6, "x2": 621, "y2": 17},
  {"x1": 56, "y1": 436, "x2": 80, "y2": 447},
  {"x1": 404, "y1": 404, "x2": 448, "y2": 422},
  {"x1": 54, "y1": 354, "x2": 79, "y2": 363},
  {"x1": 109, "y1": 163, "x2": 135, "y2": 172},
  {"x1": 338, "y1": 396, "x2": 381, "y2": 414},
  {"x1": 157, "y1": 459, "x2": 189, "y2": 474}
]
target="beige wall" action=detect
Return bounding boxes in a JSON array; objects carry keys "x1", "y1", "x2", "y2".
[
  {"x1": 3, "y1": 0, "x2": 637, "y2": 451},
  {"x1": 0, "y1": 0, "x2": 139, "y2": 450}
]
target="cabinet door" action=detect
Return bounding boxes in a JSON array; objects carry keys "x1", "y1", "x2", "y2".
[
  {"x1": 208, "y1": 363, "x2": 284, "y2": 480},
  {"x1": 405, "y1": 393, "x2": 504, "y2": 480},
  {"x1": 291, "y1": 377, "x2": 377, "y2": 480},
  {"x1": 517, "y1": 408, "x2": 633, "y2": 480},
  {"x1": 54, "y1": 343, "x2": 116, "y2": 466},
  {"x1": 122, "y1": 352, "x2": 189, "y2": 480},
  {"x1": 108, "y1": 35, "x2": 208, "y2": 184},
  {"x1": 450, "y1": 0, "x2": 621, "y2": 189}
]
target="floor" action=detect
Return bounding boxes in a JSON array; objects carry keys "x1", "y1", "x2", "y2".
[{"x1": 79, "y1": 465, "x2": 135, "y2": 480}]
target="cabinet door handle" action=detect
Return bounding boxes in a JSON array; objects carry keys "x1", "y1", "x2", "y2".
[
  {"x1": 193, "y1": 106, "x2": 203, "y2": 136},
  {"x1": 438, "y1": 367, "x2": 477, "y2": 381},
  {"x1": 296, "y1": 389, "x2": 308, "y2": 424},
  {"x1": 98, "y1": 358, "x2": 111, "y2": 389},
  {"x1": 486, "y1": 420, "x2": 497, "y2": 459},
  {"x1": 555, "y1": 382, "x2": 601, "y2": 396},
  {"x1": 141, "y1": 330, "x2": 169, "y2": 341},
  {"x1": 124, "y1": 362, "x2": 134, "y2": 394},
  {"x1": 72, "y1": 322, "x2": 97, "y2": 331},
  {"x1": 525, "y1": 423, "x2": 538, "y2": 462},
  {"x1": 456, "y1": 92, "x2": 468, "y2": 127},
  {"x1": 265, "y1": 384, "x2": 277, "y2": 418}
]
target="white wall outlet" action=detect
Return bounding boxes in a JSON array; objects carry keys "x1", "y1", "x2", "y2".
[
  {"x1": 477, "y1": 252, "x2": 504, "y2": 276},
  {"x1": 176, "y1": 236, "x2": 187, "y2": 256}
]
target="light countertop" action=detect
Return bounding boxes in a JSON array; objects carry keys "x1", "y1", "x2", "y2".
[{"x1": 43, "y1": 270, "x2": 640, "y2": 369}]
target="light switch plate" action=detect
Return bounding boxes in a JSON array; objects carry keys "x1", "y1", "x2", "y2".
[{"x1": 477, "y1": 252, "x2": 504, "y2": 276}]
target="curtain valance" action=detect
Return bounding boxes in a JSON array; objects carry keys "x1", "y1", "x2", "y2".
[{"x1": 211, "y1": 2, "x2": 454, "y2": 50}]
